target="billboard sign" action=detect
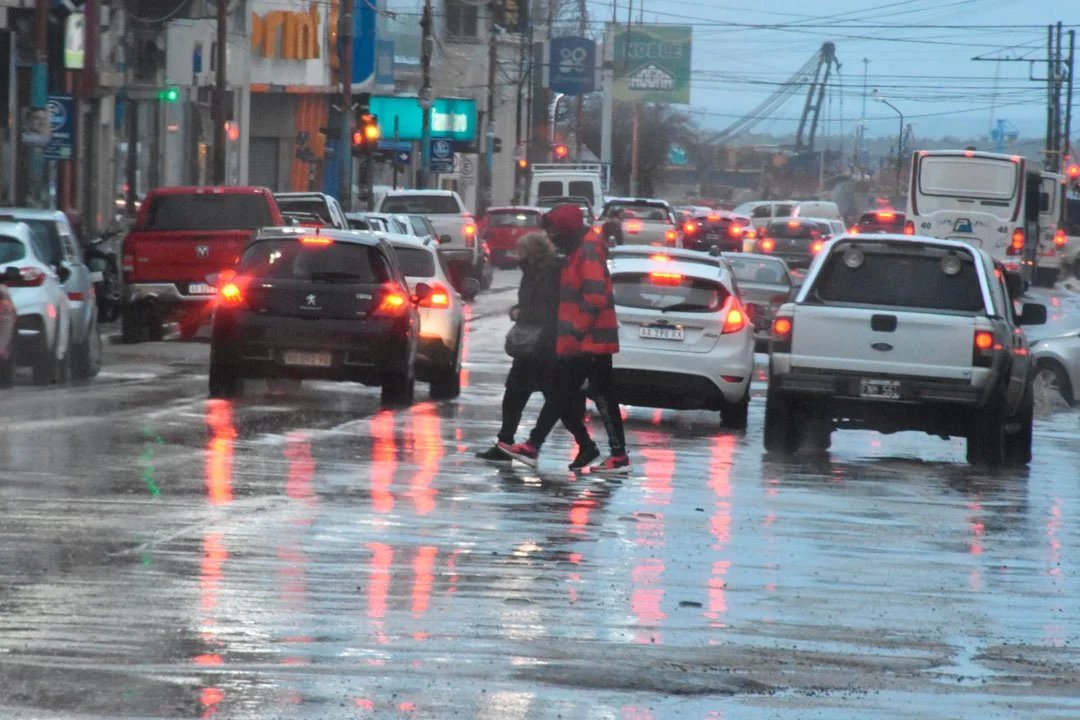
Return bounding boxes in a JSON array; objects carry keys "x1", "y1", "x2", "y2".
[
  {"x1": 369, "y1": 95, "x2": 477, "y2": 142},
  {"x1": 546, "y1": 37, "x2": 597, "y2": 96},
  {"x1": 612, "y1": 24, "x2": 692, "y2": 104},
  {"x1": 44, "y1": 95, "x2": 75, "y2": 161}
]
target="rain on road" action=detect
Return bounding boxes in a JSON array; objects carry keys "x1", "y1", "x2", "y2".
[{"x1": 1, "y1": 271, "x2": 1078, "y2": 719}]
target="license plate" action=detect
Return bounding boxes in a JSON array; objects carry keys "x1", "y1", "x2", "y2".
[
  {"x1": 283, "y1": 351, "x2": 332, "y2": 367},
  {"x1": 860, "y1": 379, "x2": 900, "y2": 399},
  {"x1": 188, "y1": 283, "x2": 215, "y2": 295},
  {"x1": 639, "y1": 325, "x2": 684, "y2": 341}
]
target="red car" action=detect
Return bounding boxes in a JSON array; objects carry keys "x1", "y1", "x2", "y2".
[
  {"x1": 478, "y1": 206, "x2": 544, "y2": 268},
  {"x1": 120, "y1": 186, "x2": 284, "y2": 342}
]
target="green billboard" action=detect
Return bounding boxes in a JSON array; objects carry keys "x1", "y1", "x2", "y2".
[
  {"x1": 611, "y1": 24, "x2": 692, "y2": 105},
  {"x1": 369, "y1": 96, "x2": 477, "y2": 142}
]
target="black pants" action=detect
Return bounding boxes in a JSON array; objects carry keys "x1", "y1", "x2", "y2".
[
  {"x1": 497, "y1": 357, "x2": 592, "y2": 448},
  {"x1": 528, "y1": 354, "x2": 625, "y2": 456}
]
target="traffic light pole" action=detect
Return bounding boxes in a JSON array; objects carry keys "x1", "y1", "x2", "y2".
[
  {"x1": 479, "y1": 1, "x2": 497, "y2": 213},
  {"x1": 213, "y1": 0, "x2": 227, "y2": 185},
  {"x1": 339, "y1": 4, "x2": 355, "y2": 212},
  {"x1": 418, "y1": 0, "x2": 434, "y2": 189},
  {"x1": 29, "y1": 0, "x2": 48, "y2": 206}
]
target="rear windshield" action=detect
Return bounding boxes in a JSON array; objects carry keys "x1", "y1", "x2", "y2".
[
  {"x1": 607, "y1": 204, "x2": 670, "y2": 222},
  {"x1": 811, "y1": 243, "x2": 984, "y2": 312},
  {"x1": 487, "y1": 211, "x2": 541, "y2": 228},
  {"x1": 239, "y1": 239, "x2": 390, "y2": 284},
  {"x1": 276, "y1": 198, "x2": 331, "y2": 223},
  {"x1": 765, "y1": 221, "x2": 826, "y2": 239},
  {"x1": 348, "y1": 218, "x2": 371, "y2": 231},
  {"x1": 141, "y1": 194, "x2": 274, "y2": 231},
  {"x1": 536, "y1": 181, "x2": 563, "y2": 199},
  {"x1": 858, "y1": 212, "x2": 904, "y2": 227},
  {"x1": 568, "y1": 181, "x2": 596, "y2": 205},
  {"x1": 380, "y1": 195, "x2": 460, "y2": 214},
  {"x1": 19, "y1": 220, "x2": 62, "y2": 264},
  {"x1": 918, "y1": 156, "x2": 1018, "y2": 200},
  {"x1": 0, "y1": 236, "x2": 26, "y2": 263},
  {"x1": 726, "y1": 257, "x2": 789, "y2": 286},
  {"x1": 613, "y1": 272, "x2": 730, "y2": 313},
  {"x1": 393, "y1": 246, "x2": 436, "y2": 277}
]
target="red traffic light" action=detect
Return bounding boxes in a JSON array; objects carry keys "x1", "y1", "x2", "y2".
[
  {"x1": 516, "y1": 158, "x2": 528, "y2": 170},
  {"x1": 1068, "y1": 164, "x2": 1080, "y2": 179},
  {"x1": 552, "y1": 144, "x2": 569, "y2": 160}
]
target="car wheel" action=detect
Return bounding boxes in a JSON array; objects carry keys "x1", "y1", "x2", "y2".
[
  {"x1": 967, "y1": 386, "x2": 1006, "y2": 467},
  {"x1": 381, "y1": 370, "x2": 416, "y2": 408},
  {"x1": 1035, "y1": 266, "x2": 1060, "y2": 289},
  {"x1": 763, "y1": 387, "x2": 797, "y2": 454},
  {"x1": 71, "y1": 320, "x2": 103, "y2": 380},
  {"x1": 1005, "y1": 379, "x2": 1034, "y2": 466},
  {"x1": 795, "y1": 400, "x2": 832, "y2": 453},
  {"x1": 721, "y1": 385, "x2": 750, "y2": 430},
  {"x1": 480, "y1": 259, "x2": 494, "y2": 290},
  {"x1": 208, "y1": 360, "x2": 244, "y2": 399},
  {"x1": 121, "y1": 304, "x2": 149, "y2": 344},
  {"x1": 0, "y1": 334, "x2": 15, "y2": 388},
  {"x1": 1033, "y1": 359, "x2": 1074, "y2": 406},
  {"x1": 429, "y1": 365, "x2": 461, "y2": 400}
]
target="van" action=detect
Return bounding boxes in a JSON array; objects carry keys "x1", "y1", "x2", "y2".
[
  {"x1": 527, "y1": 164, "x2": 605, "y2": 219},
  {"x1": 734, "y1": 200, "x2": 842, "y2": 228}
]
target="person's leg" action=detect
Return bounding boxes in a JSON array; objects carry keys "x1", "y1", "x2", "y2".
[
  {"x1": 497, "y1": 359, "x2": 533, "y2": 445},
  {"x1": 587, "y1": 354, "x2": 627, "y2": 456},
  {"x1": 525, "y1": 357, "x2": 587, "y2": 449},
  {"x1": 559, "y1": 389, "x2": 594, "y2": 448}
]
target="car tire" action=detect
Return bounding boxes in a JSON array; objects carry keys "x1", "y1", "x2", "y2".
[
  {"x1": 1035, "y1": 266, "x2": 1059, "y2": 289},
  {"x1": 32, "y1": 324, "x2": 68, "y2": 386},
  {"x1": 721, "y1": 385, "x2": 750, "y2": 430},
  {"x1": 208, "y1": 360, "x2": 244, "y2": 399},
  {"x1": 480, "y1": 259, "x2": 494, "y2": 291},
  {"x1": 967, "y1": 386, "x2": 1006, "y2": 467},
  {"x1": 381, "y1": 370, "x2": 416, "y2": 408},
  {"x1": 429, "y1": 365, "x2": 461, "y2": 400},
  {"x1": 1033, "y1": 359, "x2": 1074, "y2": 406},
  {"x1": 795, "y1": 400, "x2": 832, "y2": 453},
  {"x1": 71, "y1": 319, "x2": 103, "y2": 381},
  {"x1": 1005, "y1": 379, "x2": 1034, "y2": 466},
  {"x1": 121, "y1": 304, "x2": 149, "y2": 344},
  {"x1": 763, "y1": 387, "x2": 797, "y2": 454}
]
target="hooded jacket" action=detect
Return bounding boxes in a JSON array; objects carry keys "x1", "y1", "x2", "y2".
[
  {"x1": 542, "y1": 204, "x2": 620, "y2": 356},
  {"x1": 513, "y1": 232, "x2": 561, "y2": 357}
]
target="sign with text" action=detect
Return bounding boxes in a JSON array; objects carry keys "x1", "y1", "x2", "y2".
[
  {"x1": 611, "y1": 24, "x2": 692, "y2": 104},
  {"x1": 44, "y1": 95, "x2": 75, "y2": 161},
  {"x1": 430, "y1": 139, "x2": 454, "y2": 173},
  {"x1": 369, "y1": 96, "x2": 477, "y2": 143},
  {"x1": 546, "y1": 37, "x2": 597, "y2": 96}
]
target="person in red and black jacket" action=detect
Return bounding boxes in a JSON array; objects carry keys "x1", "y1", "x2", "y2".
[{"x1": 507, "y1": 203, "x2": 631, "y2": 474}]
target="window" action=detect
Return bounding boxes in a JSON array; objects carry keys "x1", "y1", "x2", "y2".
[
  {"x1": 393, "y1": 246, "x2": 436, "y2": 277},
  {"x1": 751, "y1": 206, "x2": 772, "y2": 219},
  {"x1": 726, "y1": 257, "x2": 789, "y2": 287},
  {"x1": 240, "y1": 240, "x2": 390, "y2": 284},
  {"x1": 444, "y1": 0, "x2": 479, "y2": 38},
  {"x1": 567, "y1": 182, "x2": 596, "y2": 206},
  {"x1": 613, "y1": 273, "x2": 729, "y2": 313},
  {"x1": 486, "y1": 211, "x2": 541, "y2": 228},
  {"x1": 536, "y1": 181, "x2": 563, "y2": 199},
  {"x1": 141, "y1": 194, "x2": 274, "y2": 231},
  {"x1": 276, "y1": 198, "x2": 332, "y2": 224},
  {"x1": 0, "y1": 236, "x2": 26, "y2": 263},
  {"x1": 17, "y1": 220, "x2": 63, "y2": 265},
  {"x1": 608, "y1": 203, "x2": 670, "y2": 221},
  {"x1": 380, "y1": 195, "x2": 461, "y2": 214},
  {"x1": 918, "y1": 157, "x2": 1018, "y2": 201}
]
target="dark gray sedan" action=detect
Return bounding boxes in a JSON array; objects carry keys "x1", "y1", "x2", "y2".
[{"x1": 726, "y1": 253, "x2": 794, "y2": 352}]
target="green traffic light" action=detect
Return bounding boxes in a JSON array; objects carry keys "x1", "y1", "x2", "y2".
[{"x1": 159, "y1": 86, "x2": 179, "y2": 103}]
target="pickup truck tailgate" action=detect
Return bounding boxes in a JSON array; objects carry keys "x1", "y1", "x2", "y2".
[{"x1": 791, "y1": 305, "x2": 977, "y2": 380}]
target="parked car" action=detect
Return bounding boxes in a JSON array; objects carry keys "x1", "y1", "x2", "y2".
[
  {"x1": 273, "y1": 192, "x2": 348, "y2": 229},
  {"x1": 208, "y1": 227, "x2": 420, "y2": 406},
  {"x1": 386, "y1": 235, "x2": 465, "y2": 399},
  {"x1": 765, "y1": 234, "x2": 1046, "y2": 465},
  {"x1": 0, "y1": 208, "x2": 101, "y2": 378},
  {"x1": 1030, "y1": 328, "x2": 1080, "y2": 406},
  {"x1": 607, "y1": 246, "x2": 754, "y2": 428},
  {"x1": 0, "y1": 221, "x2": 73, "y2": 385},
  {"x1": 724, "y1": 253, "x2": 794, "y2": 352},
  {"x1": 121, "y1": 186, "x2": 284, "y2": 343},
  {"x1": 0, "y1": 268, "x2": 16, "y2": 386},
  {"x1": 478, "y1": 206, "x2": 543, "y2": 268},
  {"x1": 600, "y1": 198, "x2": 680, "y2": 247}
]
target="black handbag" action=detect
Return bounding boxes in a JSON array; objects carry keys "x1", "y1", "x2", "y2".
[{"x1": 504, "y1": 322, "x2": 544, "y2": 359}]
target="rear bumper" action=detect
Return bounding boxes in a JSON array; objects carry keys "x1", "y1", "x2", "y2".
[
  {"x1": 125, "y1": 282, "x2": 215, "y2": 305},
  {"x1": 771, "y1": 368, "x2": 985, "y2": 404},
  {"x1": 613, "y1": 341, "x2": 753, "y2": 410}
]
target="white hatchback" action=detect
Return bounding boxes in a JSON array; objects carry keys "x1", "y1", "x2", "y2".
[
  {"x1": 0, "y1": 221, "x2": 72, "y2": 384},
  {"x1": 608, "y1": 246, "x2": 755, "y2": 428}
]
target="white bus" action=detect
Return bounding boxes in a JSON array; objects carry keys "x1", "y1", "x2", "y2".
[{"x1": 906, "y1": 150, "x2": 1065, "y2": 287}]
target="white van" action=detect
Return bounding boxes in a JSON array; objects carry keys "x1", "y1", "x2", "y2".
[
  {"x1": 735, "y1": 200, "x2": 842, "y2": 228},
  {"x1": 528, "y1": 164, "x2": 605, "y2": 219}
]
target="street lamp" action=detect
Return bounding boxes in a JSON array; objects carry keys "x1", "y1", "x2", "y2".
[{"x1": 873, "y1": 89, "x2": 904, "y2": 199}]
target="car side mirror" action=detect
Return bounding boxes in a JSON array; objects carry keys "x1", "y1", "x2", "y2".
[
  {"x1": 56, "y1": 264, "x2": 71, "y2": 283},
  {"x1": 438, "y1": 234, "x2": 451, "y2": 244},
  {"x1": 1, "y1": 266, "x2": 19, "y2": 284},
  {"x1": 412, "y1": 282, "x2": 432, "y2": 303},
  {"x1": 1018, "y1": 302, "x2": 1047, "y2": 326}
]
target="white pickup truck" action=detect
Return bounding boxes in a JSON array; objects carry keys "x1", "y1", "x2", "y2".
[{"x1": 765, "y1": 233, "x2": 1047, "y2": 466}]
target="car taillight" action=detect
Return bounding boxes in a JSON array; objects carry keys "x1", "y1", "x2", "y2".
[
  {"x1": 300, "y1": 235, "x2": 333, "y2": 246},
  {"x1": 464, "y1": 223, "x2": 477, "y2": 247},
  {"x1": 1007, "y1": 228, "x2": 1024, "y2": 255},
  {"x1": 729, "y1": 224, "x2": 743, "y2": 238},
  {"x1": 219, "y1": 281, "x2": 244, "y2": 306},
  {"x1": 5, "y1": 267, "x2": 46, "y2": 287},
  {"x1": 1054, "y1": 229, "x2": 1067, "y2": 247},
  {"x1": 683, "y1": 221, "x2": 698, "y2": 235},
  {"x1": 811, "y1": 240, "x2": 824, "y2": 254},
  {"x1": 771, "y1": 315, "x2": 793, "y2": 353},
  {"x1": 648, "y1": 271, "x2": 683, "y2": 286},
  {"x1": 849, "y1": 226, "x2": 859, "y2": 234},
  {"x1": 665, "y1": 229, "x2": 677, "y2": 245},
  {"x1": 721, "y1": 297, "x2": 747, "y2": 334},
  {"x1": 903, "y1": 220, "x2": 915, "y2": 235},
  {"x1": 376, "y1": 287, "x2": 410, "y2": 315},
  {"x1": 760, "y1": 238, "x2": 775, "y2": 252},
  {"x1": 417, "y1": 283, "x2": 451, "y2": 308},
  {"x1": 593, "y1": 224, "x2": 603, "y2": 235},
  {"x1": 973, "y1": 330, "x2": 999, "y2": 367}
]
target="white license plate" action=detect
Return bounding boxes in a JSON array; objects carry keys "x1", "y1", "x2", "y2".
[
  {"x1": 860, "y1": 379, "x2": 900, "y2": 399},
  {"x1": 283, "y1": 351, "x2": 332, "y2": 368},
  {"x1": 639, "y1": 325, "x2": 684, "y2": 341},
  {"x1": 188, "y1": 283, "x2": 215, "y2": 295}
]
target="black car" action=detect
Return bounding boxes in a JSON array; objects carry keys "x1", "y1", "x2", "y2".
[
  {"x1": 208, "y1": 228, "x2": 423, "y2": 406},
  {"x1": 682, "y1": 212, "x2": 750, "y2": 252},
  {"x1": 755, "y1": 218, "x2": 838, "y2": 269}
]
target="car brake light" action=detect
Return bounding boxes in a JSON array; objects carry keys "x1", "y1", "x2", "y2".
[
  {"x1": 1054, "y1": 229, "x2": 1067, "y2": 247},
  {"x1": 593, "y1": 225, "x2": 603, "y2": 235},
  {"x1": 729, "y1": 224, "x2": 743, "y2": 238},
  {"x1": 219, "y1": 281, "x2": 244, "y2": 305},
  {"x1": 708, "y1": 213, "x2": 721, "y2": 222},
  {"x1": 300, "y1": 235, "x2": 333, "y2": 246},
  {"x1": 417, "y1": 283, "x2": 451, "y2": 308},
  {"x1": 877, "y1": 211, "x2": 895, "y2": 220},
  {"x1": 771, "y1": 315, "x2": 793, "y2": 353},
  {"x1": 1008, "y1": 228, "x2": 1024, "y2": 255},
  {"x1": 648, "y1": 271, "x2": 683, "y2": 286},
  {"x1": 973, "y1": 330, "x2": 999, "y2": 367},
  {"x1": 811, "y1": 240, "x2": 824, "y2": 254},
  {"x1": 721, "y1": 297, "x2": 747, "y2": 334},
  {"x1": 683, "y1": 221, "x2": 697, "y2": 235},
  {"x1": 5, "y1": 267, "x2": 46, "y2": 287},
  {"x1": 376, "y1": 287, "x2": 410, "y2": 314},
  {"x1": 665, "y1": 229, "x2": 677, "y2": 244},
  {"x1": 787, "y1": 219, "x2": 800, "y2": 229},
  {"x1": 849, "y1": 226, "x2": 859, "y2": 234},
  {"x1": 760, "y1": 238, "x2": 775, "y2": 252},
  {"x1": 625, "y1": 220, "x2": 643, "y2": 233},
  {"x1": 464, "y1": 223, "x2": 477, "y2": 247},
  {"x1": 903, "y1": 220, "x2": 915, "y2": 235}
]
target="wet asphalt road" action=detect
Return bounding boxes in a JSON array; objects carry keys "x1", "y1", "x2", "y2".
[{"x1": 1, "y1": 271, "x2": 1079, "y2": 719}]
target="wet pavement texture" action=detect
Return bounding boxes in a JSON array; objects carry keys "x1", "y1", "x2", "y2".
[{"x1": 1, "y1": 270, "x2": 1079, "y2": 719}]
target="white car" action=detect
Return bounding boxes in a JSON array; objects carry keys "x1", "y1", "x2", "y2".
[
  {"x1": 608, "y1": 246, "x2": 755, "y2": 428},
  {"x1": 388, "y1": 236, "x2": 465, "y2": 400},
  {"x1": 377, "y1": 190, "x2": 479, "y2": 266},
  {"x1": 0, "y1": 221, "x2": 72, "y2": 384},
  {"x1": 1031, "y1": 328, "x2": 1080, "y2": 406}
]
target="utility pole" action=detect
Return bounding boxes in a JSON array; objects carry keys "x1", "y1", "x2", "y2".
[
  {"x1": 339, "y1": 2, "x2": 355, "y2": 211},
  {"x1": 574, "y1": 0, "x2": 587, "y2": 157},
  {"x1": 418, "y1": 0, "x2": 434, "y2": 189},
  {"x1": 29, "y1": 0, "x2": 48, "y2": 206},
  {"x1": 1066, "y1": 30, "x2": 1075, "y2": 167},
  {"x1": 480, "y1": 1, "x2": 497, "y2": 213},
  {"x1": 213, "y1": 0, "x2": 228, "y2": 185}
]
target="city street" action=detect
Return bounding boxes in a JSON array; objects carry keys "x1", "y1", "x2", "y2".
[{"x1": 1, "y1": 271, "x2": 1078, "y2": 720}]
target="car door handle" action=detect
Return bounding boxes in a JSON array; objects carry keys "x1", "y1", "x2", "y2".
[{"x1": 871, "y1": 314, "x2": 897, "y2": 332}]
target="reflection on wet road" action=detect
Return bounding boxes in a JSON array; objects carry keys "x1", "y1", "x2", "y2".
[{"x1": 0, "y1": 275, "x2": 1078, "y2": 719}]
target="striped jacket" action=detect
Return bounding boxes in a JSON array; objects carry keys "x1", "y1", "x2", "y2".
[{"x1": 555, "y1": 226, "x2": 620, "y2": 357}]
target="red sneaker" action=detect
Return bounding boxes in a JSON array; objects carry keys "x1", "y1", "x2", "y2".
[
  {"x1": 507, "y1": 442, "x2": 539, "y2": 467},
  {"x1": 590, "y1": 454, "x2": 631, "y2": 475}
]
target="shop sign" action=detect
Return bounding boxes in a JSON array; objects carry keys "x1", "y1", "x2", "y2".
[{"x1": 251, "y1": 3, "x2": 321, "y2": 60}]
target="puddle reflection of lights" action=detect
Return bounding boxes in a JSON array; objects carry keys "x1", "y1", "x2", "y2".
[
  {"x1": 622, "y1": 707, "x2": 655, "y2": 720},
  {"x1": 200, "y1": 533, "x2": 227, "y2": 613},
  {"x1": 708, "y1": 437, "x2": 735, "y2": 625},
  {"x1": 569, "y1": 494, "x2": 598, "y2": 534},
  {"x1": 367, "y1": 542, "x2": 393, "y2": 645},
  {"x1": 205, "y1": 400, "x2": 236, "y2": 506},
  {"x1": 446, "y1": 548, "x2": 462, "y2": 595},
  {"x1": 200, "y1": 687, "x2": 225, "y2": 717},
  {"x1": 369, "y1": 413, "x2": 397, "y2": 514},
  {"x1": 285, "y1": 431, "x2": 315, "y2": 505},
  {"x1": 407, "y1": 406, "x2": 442, "y2": 515},
  {"x1": 411, "y1": 546, "x2": 437, "y2": 618},
  {"x1": 631, "y1": 558, "x2": 667, "y2": 644}
]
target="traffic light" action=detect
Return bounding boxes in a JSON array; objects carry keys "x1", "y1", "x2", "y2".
[
  {"x1": 552, "y1": 143, "x2": 569, "y2": 161},
  {"x1": 158, "y1": 86, "x2": 179, "y2": 103},
  {"x1": 516, "y1": 158, "x2": 528, "y2": 171},
  {"x1": 492, "y1": 137, "x2": 503, "y2": 153},
  {"x1": 352, "y1": 114, "x2": 380, "y2": 155}
]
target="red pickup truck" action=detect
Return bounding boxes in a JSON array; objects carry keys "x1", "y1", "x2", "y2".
[{"x1": 121, "y1": 186, "x2": 283, "y2": 342}]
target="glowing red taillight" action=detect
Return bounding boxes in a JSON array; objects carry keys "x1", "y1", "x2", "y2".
[
  {"x1": 811, "y1": 240, "x2": 824, "y2": 254},
  {"x1": 683, "y1": 221, "x2": 697, "y2": 235},
  {"x1": 377, "y1": 289, "x2": 410, "y2": 314},
  {"x1": 1054, "y1": 229, "x2": 1067, "y2": 248},
  {"x1": 903, "y1": 220, "x2": 915, "y2": 235},
  {"x1": 625, "y1": 220, "x2": 643, "y2": 233},
  {"x1": 760, "y1": 238, "x2": 775, "y2": 252},
  {"x1": 219, "y1": 282, "x2": 244, "y2": 306},
  {"x1": 1008, "y1": 228, "x2": 1024, "y2": 255},
  {"x1": 665, "y1": 229, "x2": 677, "y2": 245},
  {"x1": 648, "y1": 271, "x2": 683, "y2": 286},
  {"x1": 417, "y1": 283, "x2": 451, "y2": 308},
  {"x1": 721, "y1": 297, "x2": 747, "y2": 334}
]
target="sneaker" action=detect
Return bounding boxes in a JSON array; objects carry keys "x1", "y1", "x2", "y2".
[
  {"x1": 476, "y1": 442, "x2": 513, "y2": 462},
  {"x1": 507, "y1": 442, "x2": 539, "y2": 467},
  {"x1": 590, "y1": 454, "x2": 631, "y2": 475},
  {"x1": 568, "y1": 443, "x2": 600, "y2": 471}
]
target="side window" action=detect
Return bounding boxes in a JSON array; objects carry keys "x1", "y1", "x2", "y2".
[
  {"x1": 444, "y1": 0, "x2": 479, "y2": 38},
  {"x1": 61, "y1": 234, "x2": 79, "y2": 263},
  {"x1": 751, "y1": 206, "x2": 771, "y2": 219}
]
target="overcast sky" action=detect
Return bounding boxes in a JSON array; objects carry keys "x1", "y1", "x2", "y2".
[{"x1": 586, "y1": 0, "x2": 1075, "y2": 144}]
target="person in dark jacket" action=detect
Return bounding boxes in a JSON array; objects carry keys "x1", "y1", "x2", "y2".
[
  {"x1": 600, "y1": 207, "x2": 624, "y2": 246},
  {"x1": 507, "y1": 204, "x2": 630, "y2": 474},
  {"x1": 476, "y1": 232, "x2": 598, "y2": 468}
]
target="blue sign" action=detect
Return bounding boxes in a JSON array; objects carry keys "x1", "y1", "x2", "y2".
[
  {"x1": 430, "y1": 139, "x2": 454, "y2": 173},
  {"x1": 548, "y1": 37, "x2": 596, "y2": 95},
  {"x1": 375, "y1": 40, "x2": 395, "y2": 87},
  {"x1": 44, "y1": 95, "x2": 75, "y2": 161},
  {"x1": 352, "y1": 0, "x2": 376, "y2": 85}
]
